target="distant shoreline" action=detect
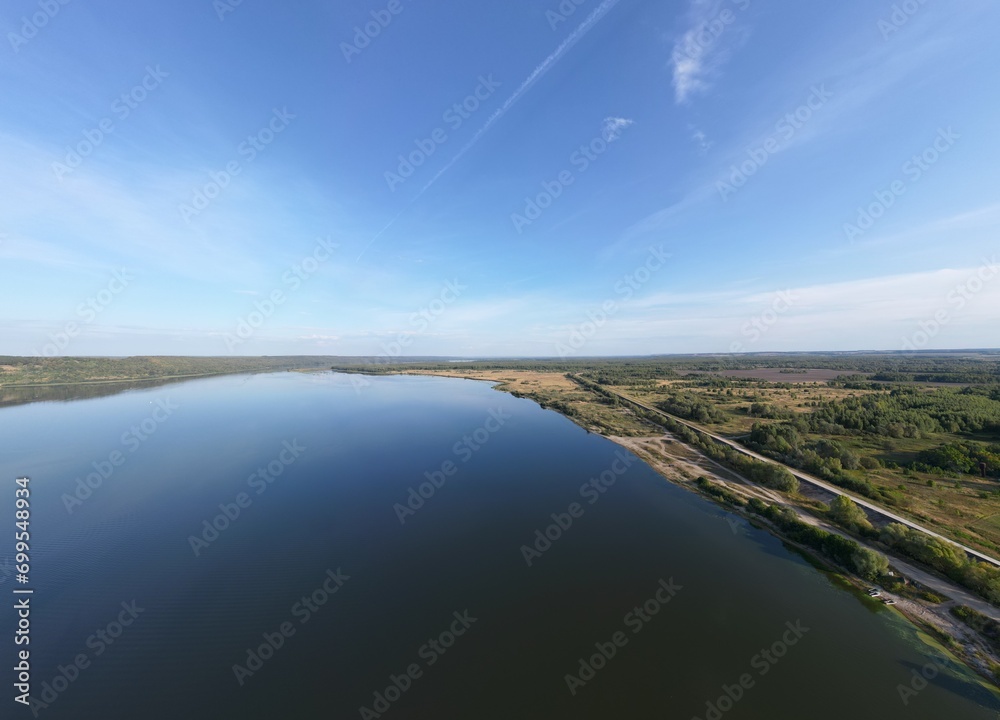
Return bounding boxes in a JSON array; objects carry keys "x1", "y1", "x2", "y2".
[{"x1": 0, "y1": 371, "x2": 233, "y2": 389}]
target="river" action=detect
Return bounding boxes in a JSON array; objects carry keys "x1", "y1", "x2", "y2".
[{"x1": 0, "y1": 371, "x2": 996, "y2": 718}]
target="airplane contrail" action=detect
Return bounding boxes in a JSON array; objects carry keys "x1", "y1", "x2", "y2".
[
  {"x1": 418, "y1": 0, "x2": 625, "y2": 196},
  {"x1": 356, "y1": 207, "x2": 409, "y2": 262},
  {"x1": 357, "y1": 0, "x2": 624, "y2": 261}
]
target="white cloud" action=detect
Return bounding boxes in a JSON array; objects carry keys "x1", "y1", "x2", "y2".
[
  {"x1": 596, "y1": 264, "x2": 1000, "y2": 353},
  {"x1": 601, "y1": 117, "x2": 634, "y2": 142},
  {"x1": 671, "y1": 49, "x2": 705, "y2": 104},
  {"x1": 690, "y1": 126, "x2": 713, "y2": 153},
  {"x1": 670, "y1": 0, "x2": 748, "y2": 104}
]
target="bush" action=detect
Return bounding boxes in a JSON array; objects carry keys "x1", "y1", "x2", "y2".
[
  {"x1": 750, "y1": 463, "x2": 799, "y2": 493},
  {"x1": 748, "y1": 402, "x2": 790, "y2": 419},
  {"x1": 917, "y1": 442, "x2": 1000, "y2": 477},
  {"x1": 752, "y1": 500, "x2": 889, "y2": 580},
  {"x1": 840, "y1": 452, "x2": 861, "y2": 470},
  {"x1": 851, "y1": 547, "x2": 889, "y2": 580},
  {"x1": 656, "y1": 392, "x2": 727, "y2": 424},
  {"x1": 859, "y1": 456, "x2": 882, "y2": 470},
  {"x1": 694, "y1": 477, "x2": 745, "y2": 506},
  {"x1": 829, "y1": 495, "x2": 873, "y2": 533},
  {"x1": 747, "y1": 497, "x2": 768, "y2": 515},
  {"x1": 881, "y1": 523, "x2": 1000, "y2": 604}
]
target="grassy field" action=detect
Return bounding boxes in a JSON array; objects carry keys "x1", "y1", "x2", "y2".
[{"x1": 617, "y1": 376, "x2": 1000, "y2": 554}]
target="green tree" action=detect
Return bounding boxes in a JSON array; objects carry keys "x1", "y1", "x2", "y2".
[
  {"x1": 752, "y1": 463, "x2": 799, "y2": 493},
  {"x1": 829, "y1": 495, "x2": 872, "y2": 532},
  {"x1": 851, "y1": 547, "x2": 889, "y2": 580}
]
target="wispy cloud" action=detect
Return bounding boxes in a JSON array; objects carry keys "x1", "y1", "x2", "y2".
[
  {"x1": 629, "y1": 16, "x2": 960, "y2": 248},
  {"x1": 553, "y1": 264, "x2": 1000, "y2": 354},
  {"x1": 670, "y1": 0, "x2": 749, "y2": 104},
  {"x1": 824, "y1": 203, "x2": 1000, "y2": 256},
  {"x1": 602, "y1": 117, "x2": 634, "y2": 141}
]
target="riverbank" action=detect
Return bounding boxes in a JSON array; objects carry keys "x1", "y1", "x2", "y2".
[{"x1": 607, "y1": 432, "x2": 1000, "y2": 693}]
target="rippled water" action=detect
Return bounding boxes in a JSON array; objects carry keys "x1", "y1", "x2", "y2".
[{"x1": 1, "y1": 372, "x2": 997, "y2": 719}]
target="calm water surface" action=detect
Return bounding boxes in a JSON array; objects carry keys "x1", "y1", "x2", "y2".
[{"x1": 0, "y1": 372, "x2": 997, "y2": 719}]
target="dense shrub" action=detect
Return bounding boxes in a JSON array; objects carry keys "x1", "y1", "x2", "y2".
[
  {"x1": 881, "y1": 523, "x2": 1000, "y2": 604},
  {"x1": 656, "y1": 392, "x2": 726, "y2": 424},
  {"x1": 828, "y1": 496, "x2": 873, "y2": 533},
  {"x1": 916, "y1": 442, "x2": 1000, "y2": 477},
  {"x1": 809, "y1": 387, "x2": 1000, "y2": 436},
  {"x1": 748, "y1": 402, "x2": 791, "y2": 419},
  {"x1": 749, "y1": 463, "x2": 799, "y2": 493},
  {"x1": 747, "y1": 501, "x2": 887, "y2": 580}
]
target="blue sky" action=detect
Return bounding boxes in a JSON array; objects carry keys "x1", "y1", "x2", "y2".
[{"x1": 1, "y1": 0, "x2": 998, "y2": 357}]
